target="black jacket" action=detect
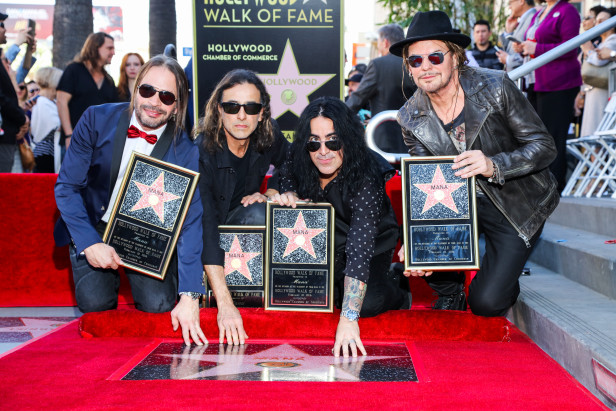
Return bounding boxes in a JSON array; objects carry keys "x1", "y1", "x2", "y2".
[
  {"x1": 198, "y1": 122, "x2": 289, "y2": 266},
  {"x1": 397, "y1": 67, "x2": 559, "y2": 243},
  {"x1": 0, "y1": 62, "x2": 27, "y2": 145}
]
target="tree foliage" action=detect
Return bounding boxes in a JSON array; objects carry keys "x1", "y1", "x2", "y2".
[
  {"x1": 149, "y1": 0, "x2": 177, "y2": 57},
  {"x1": 376, "y1": 0, "x2": 508, "y2": 44}
]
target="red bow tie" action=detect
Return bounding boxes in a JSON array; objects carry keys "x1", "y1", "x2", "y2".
[{"x1": 127, "y1": 125, "x2": 158, "y2": 144}]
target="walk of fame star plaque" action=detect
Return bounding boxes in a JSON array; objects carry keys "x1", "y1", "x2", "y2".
[
  {"x1": 206, "y1": 226, "x2": 266, "y2": 308},
  {"x1": 265, "y1": 202, "x2": 335, "y2": 312},
  {"x1": 114, "y1": 340, "x2": 418, "y2": 382},
  {"x1": 401, "y1": 156, "x2": 480, "y2": 271},
  {"x1": 103, "y1": 153, "x2": 199, "y2": 280}
]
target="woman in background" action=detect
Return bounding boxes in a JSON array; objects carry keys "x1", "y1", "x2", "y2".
[
  {"x1": 521, "y1": 0, "x2": 582, "y2": 193},
  {"x1": 117, "y1": 52, "x2": 144, "y2": 102},
  {"x1": 31, "y1": 67, "x2": 63, "y2": 173}
]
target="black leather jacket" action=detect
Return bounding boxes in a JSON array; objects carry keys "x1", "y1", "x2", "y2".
[{"x1": 397, "y1": 67, "x2": 559, "y2": 244}]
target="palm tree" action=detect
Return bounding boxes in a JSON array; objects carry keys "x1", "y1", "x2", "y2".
[
  {"x1": 52, "y1": 0, "x2": 93, "y2": 68},
  {"x1": 149, "y1": 0, "x2": 177, "y2": 57}
]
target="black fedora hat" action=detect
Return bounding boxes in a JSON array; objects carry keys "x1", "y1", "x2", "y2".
[{"x1": 389, "y1": 11, "x2": 471, "y2": 57}]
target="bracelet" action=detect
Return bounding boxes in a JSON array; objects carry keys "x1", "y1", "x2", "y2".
[
  {"x1": 65, "y1": 134, "x2": 72, "y2": 138},
  {"x1": 179, "y1": 291, "x2": 202, "y2": 300},
  {"x1": 341, "y1": 308, "x2": 360, "y2": 322}
]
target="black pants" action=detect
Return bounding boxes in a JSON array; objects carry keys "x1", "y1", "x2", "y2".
[
  {"x1": 69, "y1": 222, "x2": 178, "y2": 313},
  {"x1": 424, "y1": 195, "x2": 543, "y2": 317},
  {"x1": 334, "y1": 248, "x2": 406, "y2": 317},
  {"x1": 536, "y1": 87, "x2": 579, "y2": 193}
]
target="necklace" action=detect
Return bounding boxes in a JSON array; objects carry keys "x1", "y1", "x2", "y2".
[{"x1": 446, "y1": 83, "x2": 461, "y2": 133}]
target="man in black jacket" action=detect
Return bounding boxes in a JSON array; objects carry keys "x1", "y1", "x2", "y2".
[
  {"x1": 0, "y1": 11, "x2": 28, "y2": 172},
  {"x1": 390, "y1": 11, "x2": 559, "y2": 316},
  {"x1": 195, "y1": 69, "x2": 289, "y2": 345},
  {"x1": 345, "y1": 24, "x2": 416, "y2": 153}
]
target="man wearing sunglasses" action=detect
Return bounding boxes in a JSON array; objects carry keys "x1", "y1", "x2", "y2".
[
  {"x1": 274, "y1": 97, "x2": 409, "y2": 357},
  {"x1": 55, "y1": 55, "x2": 207, "y2": 346},
  {"x1": 390, "y1": 11, "x2": 559, "y2": 317},
  {"x1": 194, "y1": 69, "x2": 289, "y2": 346}
]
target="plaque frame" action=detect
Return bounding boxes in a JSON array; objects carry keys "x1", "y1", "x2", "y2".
[
  {"x1": 401, "y1": 156, "x2": 480, "y2": 271},
  {"x1": 264, "y1": 202, "x2": 335, "y2": 313},
  {"x1": 103, "y1": 152, "x2": 199, "y2": 280},
  {"x1": 206, "y1": 225, "x2": 266, "y2": 308}
]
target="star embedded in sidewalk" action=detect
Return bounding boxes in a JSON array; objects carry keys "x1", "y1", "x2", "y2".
[
  {"x1": 413, "y1": 165, "x2": 465, "y2": 214},
  {"x1": 131, "y1": 173, "x2": 180, "y2": 223},
  {"x1": 0, "y1": 318, "x2": 70, "y2": 338},
  {"x1": 277, "y1": 212, "x2": 325, "y2": 258},
  {"x1": 258, "y1": 40, "x2": 335, "y2": 119},
  {"x1": 160, "y1": 344, "x2": 402, "y2": 381},
  {"x1": 224, "y1": 236, "x2": 261, "y2": 282}
]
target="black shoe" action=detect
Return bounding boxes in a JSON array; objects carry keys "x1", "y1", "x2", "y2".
[
  {"x1": 388, "y1": 263, "x2": 412, "y2": 310},
  {"x1": 432, "y1": 291, "x2": 467, "y2": 311}
]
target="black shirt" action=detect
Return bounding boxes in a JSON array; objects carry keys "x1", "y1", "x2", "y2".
[
  {"x1": 229, "y1": 149, "x2": 251, "y2": 211},
  {"x1": 57, "y1": 62, "x2": 118, "y2": 129}
]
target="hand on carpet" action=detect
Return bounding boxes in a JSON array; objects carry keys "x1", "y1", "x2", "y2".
[
  {"x1": 83, "y1": 243, "x2": 123, "y2": 270},
  {"x1": 217, "y1": 303, "x2": 248, "y2": 345},
  {"x1": 333, "y1": 317, "x2": 366, "y2": 358},
  {"x1": 171, "y1": 295, "x2": 207, "y2": 346},
  {"x1": 397, "y1": 246, "x2": 433, "y2": 277}
]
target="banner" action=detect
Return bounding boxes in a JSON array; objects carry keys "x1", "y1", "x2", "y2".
[{"x1": 192, "y1": 0, "x2": 344, "y2": 140}]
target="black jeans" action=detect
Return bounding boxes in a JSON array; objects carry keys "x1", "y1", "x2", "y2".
[
  {"x1": 225, "y1": 202, "x2": 267, "y2": 225},
  {"x1": 424, "y1": 195, "x2": 543, "y2": 317},
  {"x1": 69, "y1": 223, "x2": 178, "y2": 313},
  {"x1": 334, "y1": 248, "x2": 406, "y2": 317}
]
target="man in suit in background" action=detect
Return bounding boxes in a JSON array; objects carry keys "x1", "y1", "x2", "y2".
[
  {"x1": 54, "y1": 55, "x2": 206, "y2": 346},
  {"x1": 345, "y1": 23, "x2": 416, "y2": 154}
]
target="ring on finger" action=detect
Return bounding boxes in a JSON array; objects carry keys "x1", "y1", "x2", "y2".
[{"x1": 348, "y1": 339, "x2": 356, "y2": 345}]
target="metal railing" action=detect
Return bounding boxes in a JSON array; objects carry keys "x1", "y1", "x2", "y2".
[{"x1": 366, "y1": 16, "x2": 616, "y2": 163}]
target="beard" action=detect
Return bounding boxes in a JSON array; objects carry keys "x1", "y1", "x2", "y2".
[
  {"x1": 135, "y1": 103, "x2": 173, "y2": 130},
  {"x1": 417, "y1": 69, "x2": 455, "y2": 95}
]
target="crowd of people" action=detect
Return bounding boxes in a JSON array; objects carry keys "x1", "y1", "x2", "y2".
[{"x1": 0, "y1": 4, "x2": 611, "y2": 356}]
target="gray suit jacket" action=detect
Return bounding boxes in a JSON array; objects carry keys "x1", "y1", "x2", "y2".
[{"x1": 345, "y1": 53, "x2": 415, "y2": 115}]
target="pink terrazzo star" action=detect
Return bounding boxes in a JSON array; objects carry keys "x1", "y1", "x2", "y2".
[
  {"x1": 131, "y1": 173, "x2": 180, "y2": 223},
  {"x1": 224, "y1": 236, "x2": 261, "y2": 282},
  {"x1": 413, "y1": 165, "x2": 465, "y2": 214},
  {"x1": 277, "y1": 212, "x2": 325, "y2": 258}
]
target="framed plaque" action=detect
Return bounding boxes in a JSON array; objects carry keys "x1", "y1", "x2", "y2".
[
  {"x1": 265, "y1": 202, "x2": 335, "y2": 312},
  {"x1": 206, "y1": 226, "x2": 265, "y2": 308},
  {"x1": 103, "y1": 152, "x2": 199, "y2": 280},
  {"x1": 401, "y1": 156, "x2": 480, "y2": 271}
]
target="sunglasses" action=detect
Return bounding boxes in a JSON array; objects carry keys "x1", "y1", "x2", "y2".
[
  {"x1": 220, "y1": 102, "x2": 263, "y2": 115},
  {"x1": 137, "y1": 84, "x2": 176, "y2": 106},
  {"x1": 29, "y1": 88, "x2": 39, "y2": 94},
  {"x1": 406, "y1": 50, "x2": 450, "y2": 68},
  {"x1": 18, "y1": 84, "x2": 26, "y2": 90},
  {"x1": 306, "y1": 139, "x2": 342, "y2": 152}
]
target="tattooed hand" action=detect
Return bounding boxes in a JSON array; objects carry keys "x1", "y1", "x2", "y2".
[{"x1": 333, "y1": 276, "x2": 367, "y2": 357}]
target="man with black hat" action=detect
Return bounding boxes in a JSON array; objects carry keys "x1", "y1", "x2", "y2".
[
  {"x1": 390, "y1": 11, "x2": 559, "y2": 316},
  {"x1": 0, "y1": 10, "x2": 29, "y2": 172}
]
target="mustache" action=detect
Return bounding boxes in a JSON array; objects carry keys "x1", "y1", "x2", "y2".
[
  {"x1": 139, "y1": 104, "x2": 165, "y2": 114},
  {"x1": 418, "y1": 72, "x2": 440, "y2": 80}
]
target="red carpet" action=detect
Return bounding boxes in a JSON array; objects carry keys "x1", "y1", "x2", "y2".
[{"x1": 0, "y1": 309, "x2": 607, "y2": 410}]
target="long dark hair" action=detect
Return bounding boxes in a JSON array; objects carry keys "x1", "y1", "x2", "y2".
[
  {"x1": 194, "y1": 69, "x2": 274, "y2": 153},
  {"x1": 290, "y1": 96, "x2": 382, "y2": 201}
]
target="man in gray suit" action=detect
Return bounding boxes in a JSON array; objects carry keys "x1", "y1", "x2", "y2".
[{"x1": 346, "y1": 24, "x2": 416, "y2": 154}]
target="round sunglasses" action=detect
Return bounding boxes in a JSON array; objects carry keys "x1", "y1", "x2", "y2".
[
  {"x1": 220, "y1": 102, "x2": 263, "y2": 115},
  {"x1": 306, "y1": 139, "x2": 342, "y2": 152},
  {"x1": 406, "y1": 50, "x2": 450, "y2": 68},
  {"x1": 137, "y1": 84, "x2": 176, "y2": 106}
]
